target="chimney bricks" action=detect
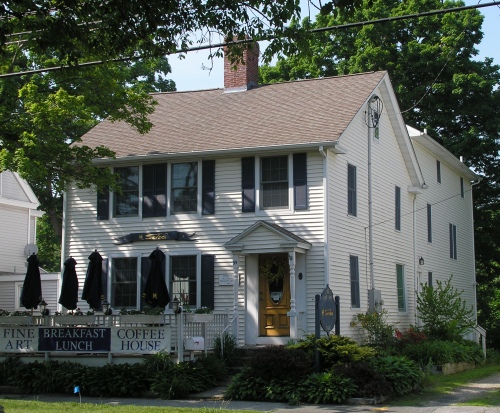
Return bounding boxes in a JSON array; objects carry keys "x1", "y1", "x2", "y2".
[{"x1": 224, "y1": 42, "x2": 260, "y2": 92}]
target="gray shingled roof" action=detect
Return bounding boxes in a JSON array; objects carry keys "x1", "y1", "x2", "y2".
[{"x1": 80, "y1": 71, "x2": 386, "y2": 159}]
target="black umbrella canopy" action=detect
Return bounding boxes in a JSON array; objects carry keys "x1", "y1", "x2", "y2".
[
  {"x1": 21, "y1": 253, "x2": 42, "y2": 310},
  {"x1": 81, "y1": 250, "x2": 103, "y2": 310},
  {"x1": 58, "y1": 257, "x2": 78, "y2": 310},
  {"x1": 143, "y1": 248, "x2": 170, "y2": 308}
]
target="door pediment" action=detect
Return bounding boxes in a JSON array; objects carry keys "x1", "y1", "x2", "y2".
[{"x1": 224, "y1": 221, "x2": 311, "y2": 255}]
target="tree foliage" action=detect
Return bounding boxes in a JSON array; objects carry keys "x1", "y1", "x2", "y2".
[{"x1": 417, "y1": 276, "x2": 475, "y2": 341}]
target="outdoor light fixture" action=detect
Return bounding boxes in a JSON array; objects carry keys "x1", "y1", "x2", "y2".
[
  {"x1": 419, "y1": 257, "x2": 425, "y2": 266},
  {"x1": 172, "y1": 296, "x2": 181, "y2": 314},
  {"x1": 40, "y1": 299, "x2": 49, "y2": 316},
  {"x1": 102, "y1": 299, "x2": 112, "y2": 315}
]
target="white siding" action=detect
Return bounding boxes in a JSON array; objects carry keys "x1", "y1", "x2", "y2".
[
  {"x1": 63, "y1": 152, "x2": 326, "y2": 341},
  {"x1": 0, "y1": 171, "x2": 30, "y2": 202},
  {"x1": 328, "y1": 90, "x2": 416, "y2": 337},
  {"x1": 0, "y1": 205, "x2": 29, "y2": 273},
  {"x1": 413, "y1": 143, "x2": 476, "y2": 319}
]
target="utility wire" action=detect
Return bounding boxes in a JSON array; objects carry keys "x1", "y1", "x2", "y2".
[{"x1": 0, "y1": 1, "x2": 498, "y2": 79}]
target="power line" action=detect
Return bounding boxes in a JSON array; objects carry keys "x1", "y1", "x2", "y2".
[{"x1": 0, "y1": 1, "x2": 498, "y2": 79}]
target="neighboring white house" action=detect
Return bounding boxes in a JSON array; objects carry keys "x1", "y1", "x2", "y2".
[
  {"x1": 61, "y1": 43, "x2": 480, "y2": 345},
  {"x1": 0, "y1": 171, "x2": 58, "y2": 312}
]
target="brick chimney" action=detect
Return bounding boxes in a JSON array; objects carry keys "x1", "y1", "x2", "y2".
[{"x1": 224, "y1": 41, "x2": 260, "y2": 92}]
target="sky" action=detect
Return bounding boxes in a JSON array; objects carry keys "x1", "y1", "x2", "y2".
[{"x1": 167, "y1": 0, "x2": 500, "y2": 92}]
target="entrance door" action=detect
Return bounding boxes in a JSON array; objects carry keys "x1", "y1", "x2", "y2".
[{"x1": 258, "y1": 254, "x2": 290, "y2": 337}]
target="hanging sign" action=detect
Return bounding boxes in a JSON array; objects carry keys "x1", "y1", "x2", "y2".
[
  {"x1": 318, "y1": 285, "x2": 336, "y2": 334},
  {"x1": 114, "y1": 231, "x2": 196, "y2": 245}
]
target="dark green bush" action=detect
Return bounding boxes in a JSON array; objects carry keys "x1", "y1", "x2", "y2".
[
  {"x1": 335, "y1": 362, "x2": 392, "y2": 398},
  {"x1": 370, "y1": 356, "x2": 423, "y2": 396},
  {"x1": 289, "y1": 334, "x2": 376, "y2": 369},
  {"x1": 225, "y1": 369, "x2": 269, "y2": 401},
  {"x1": 299, "y1": 372, "x2": 357, "y2": 404},
  {"x1": 214, "y1": 332, "x2": 238, "y2": 366},
  {"x1": 396, "y1": 340, "x2": 484, "y2": 366},
  {"x1": 0, "y1": 357, "x2": 22, "y2": 385}
]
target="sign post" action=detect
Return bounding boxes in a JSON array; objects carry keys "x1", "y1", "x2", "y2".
[{"x1": 315, "y1": 285, "x2": 341, "y2": 372}]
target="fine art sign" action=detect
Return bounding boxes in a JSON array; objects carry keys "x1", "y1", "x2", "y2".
[
  {"x1": 114, "y1": 231, "x2": 196, "y2": 245},
  {"x1": 0, "y1": 326, "x2": 171, "y2": 355}
]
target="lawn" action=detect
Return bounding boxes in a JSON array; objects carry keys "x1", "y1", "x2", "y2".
[
  {"x1": 0, "y1": 400, "x2": 258, "y2": 413},
  {"x1": 391, "y1": 364, "x2": 500, "y2": 406}
]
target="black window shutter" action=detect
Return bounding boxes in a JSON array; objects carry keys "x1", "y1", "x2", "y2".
[
  {"x1": 140, "y1": 257, "x2": 151, "y2": 310},
  {"x1": 143, "y1": 164, "x2": 167, "y2": 218},
  {"x1": 202, "y1": 160, "x2": 215, "y2": 215},
  {"x1": 293, "y1": 153, "x2": 308, "y2": 210},
  {"x1": 97, "y1": 186, "x2": 109, "y2": 220},
  {"x1": 241, "y1": 157, "x2": 255, "y2": 212},
  {"x1": 101, "y1": 258, "x2": 108, "y2": 310},
  {"x1": 200, "y1": 255, "x2": 215, "y2": 309}
]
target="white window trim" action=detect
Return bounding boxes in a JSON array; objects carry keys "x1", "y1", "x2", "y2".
[
  {"x1": 255, "y1": 154, "x2": 294, "y2": 216},
  {"x1": 15, "y1": 282, "x2": 24, "y2": 311},
  {"x1": 396, "y1": 263, "x2": 407, "y2": 313},
  {"x1": 109, "y1": 165, "x2": 142, "y2": 222},
  {"x1": 168, "y1": 160, "x2": 203, "y2": 218},
  {"x1": 166, "y1": 251, "x2": 202, "y2": 309},
  {"x1": 108, "y1": 253, "x2": 142, "y2": 310}
]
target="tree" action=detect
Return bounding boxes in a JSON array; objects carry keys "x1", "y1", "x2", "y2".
[
  {"x1": 417, "y1": 276, "x2": 475, "y2": 341},
  {"x1": 260, "y1": 0, "x2": 500, "y2": 347},
  {"x1": 0, "y1": 1, "x2": 363, "y2": 68},
  {"x1": 0, "y1": 46, "x2": 176, "y2": 240}
]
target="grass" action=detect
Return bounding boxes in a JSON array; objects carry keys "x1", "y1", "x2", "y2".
[
  {"x1": 390, "y1": 363, "x2": 500, "y2": 406},
  {"x1": 459, "y1": 389, "x2": 500, "y2": 406},
  {"x1": 0, "y1": 400, "x2": 258, "y2": 413}
]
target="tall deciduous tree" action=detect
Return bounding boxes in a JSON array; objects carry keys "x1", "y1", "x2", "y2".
[{"x1": 260, "y1": 0, "x2": 500, "y2": 346}]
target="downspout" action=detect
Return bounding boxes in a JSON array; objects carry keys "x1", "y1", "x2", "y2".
[
  {"x1": 319, "y1": 146, "x2": 329, "y2": 286},
  {"x1": 470, "y1": 180, "x2": 480, "y2": 325},
  {"x1": 413, "y1": 193, "x2": 418, "y2": 325},
  {"x1": 60, "y1": 190, "x2": 68, "y2": 312}
]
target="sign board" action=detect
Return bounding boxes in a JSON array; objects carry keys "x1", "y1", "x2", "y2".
[
  {"x1": 218, "y1": 275, "x2": 235, "y2": 286},
  {"x1": 0, "y1": 326, "x2": 171, "y2": 355},
  {"x1": 318, "y1": 285, "x2": 336, "y2": 334}
]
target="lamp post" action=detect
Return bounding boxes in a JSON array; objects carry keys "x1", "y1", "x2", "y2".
[{"x1": 172, "y1": 297, "x2": 183, "y2": 363}]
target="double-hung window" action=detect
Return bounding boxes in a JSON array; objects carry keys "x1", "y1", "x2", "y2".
[
  {"x1": 350, "y1": 256, "x2": 360, "y2": 308},
  {"x1": 396, "y1": 264, "x2": 406, "y2": 311},
  {"x1": 261, "y1": 156, "x2": 289, "y2": 209},
  {"x1": 172, "y1": 162, "x2": 198, "y2": 213},
  {"x1": 449, "y1": 224, "x2": 457, "y2": 259},
  {"x1": 114, "y1": 166, "x2": 139, "y2": 217},
  {"x1": 111, "y1": 257, "x2": 138, "y2": 308},
  {"x1": 437, "y1": 160, "x2": 441, "y2": 183},
  {"x1": 460, "y1": 177, "x2": 464, "y2": 198},
  {"x1": 348, "y1": 164, "x2": 357, "y2": 216},
  {"x1": 395, "y1": 186, "x2": 401, "y2": 231}
]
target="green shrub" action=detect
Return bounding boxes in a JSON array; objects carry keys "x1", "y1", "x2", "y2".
[
  {"x1": 288, "y1": 334, "x2": 376, "y2": 369},
  {"x1": 370, "y1": 356, "x2": 423, "y2": 396},
  {"x1": 417, "y1": 276, "x2": 476, "y2": 341},
  {"x1": 350, "y1": 310, "x2": 396, "y2": 348},
  {"x1": 397, "y1": 340, "x2": 484, "y2": 366},
  {"x1": 335, "y1": 362, "x2": 393, "y2": 398},
  {"x1": 225, "y1": 368, "x2": 269, "y2": 401},
  {"x1": 213, "y1": 332, "x2": 237, "y2": 366},
  {"x1": 299, "y1": 372, "x2": 357, "y2": 404},
  {"x1": 0, "y1": 357, "x2": 21, "y2": 385}
]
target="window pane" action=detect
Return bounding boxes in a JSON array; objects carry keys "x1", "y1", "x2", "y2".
[
  {"x1": 261, "y1": 156, "x2": 288, "y2": 208},
  {"x1": 395, "y1": 186, "x2": 401, "y2": 231},
  {"x1": 437, "y1": 160, "x2": 441, "y2": 183},
  {"x1": 396, "y1": 264, "x2": 405, "y2": 311},
  {"x1": 114, "y1": 167, "x2": 139, "y2": 217},
  {"x1": 348, "y1": 164, "x2": 357, "y2": 216},
  {"x1": 112, "y1": 258, "x2": 137, "y2": 308},
  {"x1": 427, "y1": 204, "x2": 432, "y2": 243},
  {"x1": 172, "y1": 163, "x2": 198, "y2": 213},
  {"x1": 171, "y1": 256, "x2": 197, "y2": 307},
  {"x1": 350, "y1": 256, "x2": 360, "y2": 308}
]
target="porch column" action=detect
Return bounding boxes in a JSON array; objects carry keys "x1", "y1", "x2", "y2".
[
  {"x1": 288, "y1": 251, "x2": 297, "y2": 340},
  {"x1": 232, "y1": 254, "x2": 240, "y2": 339}
]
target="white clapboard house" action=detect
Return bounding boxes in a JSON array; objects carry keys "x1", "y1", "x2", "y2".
[
  {"x1": 62, "y1": 43, "x2": 480, "y2": 347},
  {"x1": 0, "y1": 171, "x2": 58, "y2": 312}
]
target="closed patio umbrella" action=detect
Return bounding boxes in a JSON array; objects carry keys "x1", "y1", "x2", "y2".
[
  {"x1": 58, "y1": 257, "x2": 78, "y2": 310},
  {"x1": 81, "y1": 250, "x2": 103, "y2": 310},
  {"x1": 143, "y1": 248, "x2": 170, "y2": 308},
  {"x1": 21, "y1": 253, "x2": 42, "y2": 310}
]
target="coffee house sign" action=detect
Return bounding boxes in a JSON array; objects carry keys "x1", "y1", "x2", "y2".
[{"x1": 0, "y1": 326, "x2": 171, "y2": 354}]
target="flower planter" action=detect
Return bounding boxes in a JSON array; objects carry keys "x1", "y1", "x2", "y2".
[
  {"x1": 0, "y1": 316, "x2": 33, "y2": 326},
  {"x1": 185, "y1": 314, "x2": 214, "y2": 323},
  {"x1": 119, "y1": 314, "x2": 165, "y2": 325},
  {"x1": 55, "y1": 315, "x2": 96, "y2": 326}
]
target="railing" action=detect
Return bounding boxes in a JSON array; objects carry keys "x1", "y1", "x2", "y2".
[{"x1": 472, "y1": 325, "x2": 487, "y2": 358}]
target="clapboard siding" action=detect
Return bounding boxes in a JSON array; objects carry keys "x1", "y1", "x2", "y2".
[
  {"x1": 328, "y1": 93, "x2": 416, "y2": 337},
  {"x1": 413, "y1": 143, "x2": 476, "y2": 314},
  {"x1": 0, "y1": 205, "x2": 29, "y2": 273},
  {"x1": 1, "y1": 171, "x2": 29, "y2": 202},
  {"x1": 64, "y1": 151, "x2": 326, "y2": 342}
]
